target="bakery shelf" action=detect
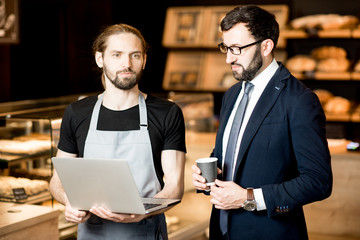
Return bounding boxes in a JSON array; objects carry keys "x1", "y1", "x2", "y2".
[
  {"x1": 316, "y1": 29, "x2": 352, "y2": 38},
  {"x1": 351, "y1": 72, "x2": 360, "y2": 80},
  {"x1": 163, "y1": 51, "x2": 239, "y2": 92},
  {"x1": 0, "y1": 191, "x2": 52, "y2": 205},
  {"x1": 282, "y1": 28, "x2": 354, "y2": 39},
  {"x1": 352, "y1": 28, "x2": 360, "y2": 38},
  {"x1": 162, "y1": 7, "x2": 206, "y2": 48},
  {"x1": 201, "y1": 6, "x2": 231, "y2": 48},
  {"x1": 201, "y1": 5, "x2": 288, "y2": 48},
  {"x1": 0, "y1": 151, "x2": 51, "y2": 168},
  {"x1": 315, "y1": 72, "x2": 351, "y2": 80},
  {"x1": 351, "y1": 112, "x2": 360, "y2": 122},
  {"x1": 201, "y1": 52, "x2": 235, "y2": 91},
  {"x1": 163, "y1": 51, "x2": 204, "y2": 91},
  {"x1": 325, "y1": 112, "x2": 351, "y2": 122},
  {"x1": 163, "y1": 5, "x2": 289, "y2": 49},
  {"x1": 293, "y1": 71, "x2": 352, "y2": 81},
  {"x1": 281, "y1": 29, "x2": 309, "y2": 39}
]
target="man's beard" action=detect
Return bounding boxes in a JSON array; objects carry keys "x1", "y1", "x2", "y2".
[
  {"x1": 103, "y1": 66, "x2": 141, "y2": 90},
  {"x1": 232, "y1": 46, "x2": 263, "y2": 82}
]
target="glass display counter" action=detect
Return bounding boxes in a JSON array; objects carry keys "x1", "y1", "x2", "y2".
[{"x1": 0, "y1": 93, "x2": 94, "y2": 239}]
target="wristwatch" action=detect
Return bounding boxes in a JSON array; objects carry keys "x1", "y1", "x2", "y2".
[{"x1": 242, "y1": 188, "x2": 256, "y2": 211}]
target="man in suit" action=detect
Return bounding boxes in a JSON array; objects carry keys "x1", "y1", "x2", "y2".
[{"x1": 192, "y1": 5, "x2": 332, "y2": 240}]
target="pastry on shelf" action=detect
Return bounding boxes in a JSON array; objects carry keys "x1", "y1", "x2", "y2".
[
  {"x1": 324, "y1": 96, "x2": 351, "y2": 114},
  {"x1": 313, "y1": 89, "x2": 334, "y2": 106},
  {"x1": 317, "y1": 58, "x2": 350, "y2": 72},
  {"x1": 290, "y1": 14, "x2": 359, "y2": 30},
  {"x1": 354, "y1": 60, "x2": 360, "y2": 72},
  {"x1": 285, "y1": 55, "x2": 316, "y2": 73},
  {"x1": 0, "y1": 176, "x2": 49, "y2": 199},
  {"x1": 311, "y1": 46, "x2": 347, "y2": 60},
  {"x1": 0, "y1": 139, "x2": 51, "y2": 155}
]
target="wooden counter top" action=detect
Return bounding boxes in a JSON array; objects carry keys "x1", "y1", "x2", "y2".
[{"x1": 0, "y1": 202, "x2": 60, "y2": 240}]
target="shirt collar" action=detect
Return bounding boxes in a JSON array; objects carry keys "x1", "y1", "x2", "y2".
[{"x1": 248, "y1": 59, "x2": 279, "y2": 89}]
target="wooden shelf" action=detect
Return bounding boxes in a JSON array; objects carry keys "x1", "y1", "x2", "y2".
[
  {"x1": 0, "y1": 191, "x2": 52, "y2": 205},
  {"x1": 163, "y1": 5, "x2": 289, "y2": 49},
  {"x1": 162, "y1": 7, "x2": 206, "y2": 48},
  {"x1": 163, "y1": 51, "x2": 239, "y2": 92},
  {"x1": 351, "y1": 72, "x2": 360, "y2": 80},
  {"x1": 315, "y1": 72, "x2": 351, "y2": 80},
  {"x1": 325, "y1": 112, "x2": 351, "y2": 122},
  {"x1": 351, "y1": 112, "x2": 360, "y2": 122},
  {"x1": 163, "y1": 51, "x2": 204, "y2": 91},
  {"x1": 352, "y1": 28, "x2": 360, "y2": 38},
  {"x1": 201, "y1": 52, "x2": 236, "y2": 91},
  {"x1": 282, "y1": 28, "x2": 357, "y2": 39},
  {"x1": 292, "y1": 71, "x2": 360, "y2": 81}
]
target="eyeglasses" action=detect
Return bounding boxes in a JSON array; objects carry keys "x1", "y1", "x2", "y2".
[{"x1": 218, "y1": 40, "x2": 263, "y2": 55}]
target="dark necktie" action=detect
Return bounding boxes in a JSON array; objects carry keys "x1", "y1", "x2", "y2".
[{"x1": 219, "y1": 81, "x2": 254, "y2": 236}]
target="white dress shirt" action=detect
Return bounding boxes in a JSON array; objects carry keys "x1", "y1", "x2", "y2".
[{"x1": 222, "y1": 59, "x2": 279, "y2": 210}]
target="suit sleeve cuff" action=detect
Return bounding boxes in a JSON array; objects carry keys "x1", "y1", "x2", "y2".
[{"x1": 254, "y1": 188, "x2": 267, "y2": 211}]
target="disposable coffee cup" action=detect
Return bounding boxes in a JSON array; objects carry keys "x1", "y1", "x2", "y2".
[{"x1": 196, "y1": 157, "x2": 218, "y2": 186}]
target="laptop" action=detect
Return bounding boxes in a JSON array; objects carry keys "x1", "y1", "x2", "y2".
[{"x1": 51, "y1": 157, "x2": 180, "y2": 215}]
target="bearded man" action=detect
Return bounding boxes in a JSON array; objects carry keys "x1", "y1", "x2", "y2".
[{"x1": 192, "y1": 5, "x2": 332, "y2": 240}]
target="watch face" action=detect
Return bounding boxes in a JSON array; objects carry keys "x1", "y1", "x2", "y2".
[{"x1": 243, "y1": 201, "x2": 256, "y2": 211}]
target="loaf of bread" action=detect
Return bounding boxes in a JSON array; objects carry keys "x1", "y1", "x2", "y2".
[
  {"x1": 313, "y1": 89, "x2": 334, "y2": 106},
  {"x1": 324, "y1": 96, "x2": 350, "y2": 114},
  {"x1": 321, "y1": 15, "x2": 358, "y2": 30},
  {"x1": 354, "y1": 60, "x2": 360, "y2": 72},
  {"x1": 317, "y1": 58, "x2": 350, "y2": 72},
  {"x1": 311, "y1": 46, "x2": 347, "y2": 60},
  {"x1": 285, "y1": 55, "x2": 317, "y2": 72},
  {"x1": 290, "y1": 14, "x2": 359, "y2": 30},
  {"x1": 0, "y1": 139, "x2": 51, "y2": 155},
  {"x1": 0, "y1": 176, "x2": 49, "y2": 198}
]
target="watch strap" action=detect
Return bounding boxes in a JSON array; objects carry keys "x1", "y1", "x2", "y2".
[{"x1": 247, "y1": 188, "x2": 255, "y2": 201}]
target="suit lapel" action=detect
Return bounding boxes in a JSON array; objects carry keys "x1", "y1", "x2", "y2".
[{"x1": 233, "y1": 65, "x2": 289, "y2": 179}]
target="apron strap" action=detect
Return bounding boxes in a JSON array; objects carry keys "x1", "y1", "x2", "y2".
[
  {"x1": 139, "y1": 93, "x2": 148, "y2": 130},
  {"x1": 88, "y1": 93, "x2": 103, "y2": 131}
]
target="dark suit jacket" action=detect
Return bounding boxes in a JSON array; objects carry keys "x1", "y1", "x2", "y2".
[{"x1": 209, "y1": 63, "x2": 332, "y2": 240}]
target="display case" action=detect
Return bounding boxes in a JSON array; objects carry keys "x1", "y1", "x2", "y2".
[
  {"x1": 281, "y1": 13, "x2": 360, "y2": 140},
  {"x1": 162, "y1": 5, "x2": 289, "y2": 92},
  {"x1": 169, "y1": 92, "x2": 216, "y2": 133},
  {"x1": 0, "y1": 94, "x2": 89, "y2": 239},
  {"x1": 162, "y1": 5, "x2": 360, "y2": 140}
]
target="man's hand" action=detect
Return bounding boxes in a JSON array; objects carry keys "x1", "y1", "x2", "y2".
[
  {"x1": 210, "y1": 179, "x2": 247, "y2": 210},
  {"x1": 191, "y1": 164, "x2": 222, "y2": 191},
  {"x1": 89, "y1": 207, "x2": 147, "y2": 223},
  {"x1": 64, "y1": 204, "x2": 91, "y2": 223}
]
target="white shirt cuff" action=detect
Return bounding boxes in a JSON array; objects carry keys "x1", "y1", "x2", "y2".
[{"x1": 254, "y1": 188, "x2": 267, "y2": 211}]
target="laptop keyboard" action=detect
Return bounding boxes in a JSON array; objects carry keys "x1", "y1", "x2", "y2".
[{"x1": 143, "y1": 203, "x2": 161, "y2": 210}]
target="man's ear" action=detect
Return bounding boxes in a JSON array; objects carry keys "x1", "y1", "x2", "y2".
[
  {"x1": 262, "y1": 39, "x2": 274, "y2": 57},
  {"x1": 95, "y1": 51, "x2": 104, "y2": 68},
  {"x1": 142, "y1": 54, "x2": 147, "y2": 70}
]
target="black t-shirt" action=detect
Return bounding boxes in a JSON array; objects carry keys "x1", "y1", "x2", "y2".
[{"x1": 58, "y1": 94, "x2": 186, "y2": 184}]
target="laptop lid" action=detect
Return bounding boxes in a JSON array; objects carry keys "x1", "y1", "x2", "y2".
[{"x1": 52, "y1": 157, "x2": 180, "y2": 215}]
